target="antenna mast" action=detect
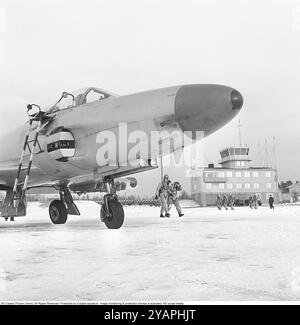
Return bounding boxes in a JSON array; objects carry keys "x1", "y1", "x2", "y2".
[
  {"x1": 264, "y1": 139, "x2": 269, "y2": 167},
  {"x1": 273, "y1": 137, "x2": 279, "y2": 191},
  {"x1": 273, "y1": 137, "x2": 278, "y2": 170},
  {"x1": 258, "y1": 142, "x2": 261, "y2": 166},
  {"x1": 237, "y1": 120, "x2": 242, "y2": 147}
]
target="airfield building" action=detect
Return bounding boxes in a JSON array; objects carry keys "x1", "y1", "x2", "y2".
[
  {"x1": 191, "y1": 147, "x2": 279, "y2": 207},
  {"x1": 286, "y1": 182, "x2": 300, "y2": 202}
]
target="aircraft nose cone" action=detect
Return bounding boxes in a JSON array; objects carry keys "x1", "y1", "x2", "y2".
[
  {"x1": 231, "y1": 89, "x2": 243, "y2": 110},
  {"x1": 174, "y1": 84, "x2": 243, "y2": 136}
]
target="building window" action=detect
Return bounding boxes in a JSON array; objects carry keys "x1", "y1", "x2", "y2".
[
  {"x1": 206, "y1": 183, "x2": 212, "y2": 190},
  {"x1": 266, "y1": 171, "x2": 271, "y2": 178},
  {"x1": 236, "y1": 183, "x2": 242, "y2": 189},
  {"x1": 241, "y1": 161, "x2": 245, "y2": 167},
  {"x1": 236, "y1": 161, "x2": 241, "y2": 167},
  {"x1": 236, "y1": 172, "x2": 241, "y2": 177},
  {"x1": 205, "y1": 171, "x2": 214, "y2": 178},
  {"x1": 219, "y1": 183, "x2": 225, "y2": 190},
  {"x1": 220, "y1": 149, "x2": 230, "y2": 159},
  {"x1": 253, "y1": 171, "x2": 259, "y2": 178},
  {"x1": 254, "y1": 183, "x2": 260, "y2": 189},
  {"x1": 218, "y1": 171, "x2": 225, "y2": 178},
  {"x1": 227, "y1": 171, "x2": 233, "y2": 178},
  {"x1": 244, "y1": 171, "x2": 250, "y2": 178},
  {"x1": 266, "y1": 183, "x2": 272, "y2": 189},
  {"x1": 227, "y1": 183, "x2": 233, "y2": 189},
  {"x1": 245, "y1": 183, "x2": 251, "y2": 189}
]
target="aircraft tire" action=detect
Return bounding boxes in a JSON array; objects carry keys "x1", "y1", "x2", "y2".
[
  {"x1": 49, "y1": 200, "x2": 68, "y2": 225},
  {"x1": 101, "y1": 199, "x2": 124, "y2": 229}
]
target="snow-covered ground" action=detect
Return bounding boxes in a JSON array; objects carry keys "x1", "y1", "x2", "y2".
[{"x1": 1, "y1": 201, "x2": 300, "y2": 302}]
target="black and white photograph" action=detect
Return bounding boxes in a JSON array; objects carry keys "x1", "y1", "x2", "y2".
[{"x1": 0, "y1": 0, "x2": 300, "y2": 307}]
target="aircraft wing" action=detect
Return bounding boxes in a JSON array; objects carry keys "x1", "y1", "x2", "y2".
[
  {"x1": 0, "y1": 156, "x2": 156, "y2": 193},
  {"x1": 0, "y1": 162, "x2": 48, "y2": 190}
]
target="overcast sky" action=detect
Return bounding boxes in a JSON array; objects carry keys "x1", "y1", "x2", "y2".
[{"x1": 0, "y1": 0, "x2": 300, "y2": 195}]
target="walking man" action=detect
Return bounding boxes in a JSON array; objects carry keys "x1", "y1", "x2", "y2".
[
  {"x1": 249, "y1": 196, "x2": 253, "y2": 209},
  {"x1": 155, "y1": 174, "x2": 171, "y2": 218},
  {"x1": 228, "y1": 194, "x2": 235, "y2": 210},
  {"x1": 253, "y1": 195, "x2": 258, "y2": 209},
  {"x1": 269, "y1": 195, "x2": 275, "y2": 209},
  {"x1": 216, "y1": 194, "x2": 222, "y2": 210},
  {"x1": 222, "y1": 194, "x2": 228, "y2": 210},
  {"x1": 168, "y1": 181, "x2": 184, "y2": 217}
]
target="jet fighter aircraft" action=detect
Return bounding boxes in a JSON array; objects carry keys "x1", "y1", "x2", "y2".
[{"x1": 0, "y1": 85, "x2": 243, "y2": 228}]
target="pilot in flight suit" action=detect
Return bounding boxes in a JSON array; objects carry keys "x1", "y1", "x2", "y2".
[
  {"x1": 155, "y1": 175, "x2": 171, "y2": 218},
  {"x1": 216, "y1": 194, "x2": 222, "y2": 210},
  {"x1": 168, "y1": 181, "x2": 184, "y2": 217}
]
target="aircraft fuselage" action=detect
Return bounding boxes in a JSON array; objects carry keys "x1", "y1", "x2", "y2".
[{"x1": 0, "y1": 84, "x2": 243, "y2": 190}]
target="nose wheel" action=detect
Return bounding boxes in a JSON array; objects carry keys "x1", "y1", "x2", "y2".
[
  {"x1": 100, "y1": 177, "x2": 125, "y2": 229},
  {"x1": 101, "y1": 198, "x2": 124, "y2": 229}
]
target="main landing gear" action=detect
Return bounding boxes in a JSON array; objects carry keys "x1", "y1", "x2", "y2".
[
  {"x1": 100, "y1": 178, "x2": 124, "y2": 229},
  {"x1": 48, "y1": 181, "x2": 125, "y2": 229},
  {"x1": 49, "y1": 186, "x2": 80, "y2": 225},
  {"x1": 49, "y1": 200, "x2": 68, "y2": 224}
]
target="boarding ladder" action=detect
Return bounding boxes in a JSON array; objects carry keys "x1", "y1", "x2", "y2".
[{"x1": 10, "y1": 105, "x2": 54, "y2": 207}]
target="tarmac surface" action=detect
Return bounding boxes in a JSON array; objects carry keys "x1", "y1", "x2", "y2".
[{"x1": 1, "y1": 201, "x2": 300, "y2": 302}]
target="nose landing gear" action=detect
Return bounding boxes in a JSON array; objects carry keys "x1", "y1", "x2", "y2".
[
  {"x1": 100, "y1": 178, "x2": 124, "y2": 229},
  {"x1": 100, "y1": 199, "x2": 124, "y2": 229}
]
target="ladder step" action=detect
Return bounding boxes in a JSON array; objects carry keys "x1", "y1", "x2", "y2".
[{"x1": 11, "y1": 114, "x2": 54, "y2": 206}]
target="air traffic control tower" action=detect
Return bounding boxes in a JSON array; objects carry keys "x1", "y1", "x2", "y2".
[{"x1": 190, "y1": 146, "x2": 279, "y2": 207}]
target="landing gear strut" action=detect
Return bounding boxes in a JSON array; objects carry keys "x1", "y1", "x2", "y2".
[
  {"x1": 49, "y1": 186, "x2": 80, "y2": 225},
  {"x1": 100, "y1": 178, "x2": 124, "y2": 229}
]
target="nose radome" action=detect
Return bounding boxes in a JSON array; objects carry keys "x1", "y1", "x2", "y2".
[
  {"x1": 231, "y1": 89, "x2": 243, "y2": 110},
  {"x1": 174, "y1": 84, "x2": 243, "y2": 136}
]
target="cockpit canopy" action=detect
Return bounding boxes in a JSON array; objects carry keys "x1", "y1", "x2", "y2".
[{"x1": 47, "y1": 87, "x2": 117, "y2": 113}]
